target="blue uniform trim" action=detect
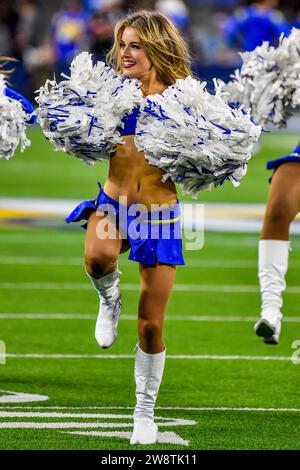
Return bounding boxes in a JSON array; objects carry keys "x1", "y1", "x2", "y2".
[
  {"x1": 267, "y1": 145, "x2": 300, "y2": 170},
  {"x1": 66, "y1": 182, "x2": 185, "y2": 266},
  {"x1": 117, "y1": 106, "x2": 140, "y2": 136},
  {"x1": 4, "y1": 87, "x2": 37, "y2": 123}
]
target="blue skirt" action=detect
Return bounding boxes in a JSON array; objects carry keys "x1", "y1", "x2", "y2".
[
  {"x1": 267, "y1": 145, "x2": 300, "y2": 171},
  {"x1": 66, "y1": 183, "x2": 185, "y2": 266}
]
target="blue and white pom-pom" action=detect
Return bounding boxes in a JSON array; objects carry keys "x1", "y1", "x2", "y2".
[
  {"x1": 135, "y1": 76, "x2": 261, "y2": 197},
  {"x1": 36, "y1": 52, "x2": 143, "y2": 165},
  {"x1": 0, "y1": 75, "x2": 31, "y2": 160},
  {"x1": 224, "y1": 28, "x2": 300, "y2": 128}
]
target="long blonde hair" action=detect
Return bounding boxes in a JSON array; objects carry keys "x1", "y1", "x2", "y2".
[
  {"x1": 0, "y1": 57, "x2": 17, "y2": 76},
  {"x1": 106, "y1": 10, "x2": 193, "y2": 86}
]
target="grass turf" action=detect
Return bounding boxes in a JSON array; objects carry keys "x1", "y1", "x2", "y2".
[
  {"x1": 0, "y1": 131, "x2": 299, "y2": 450},
  {"x1": 0, "y1": 228, "x2": 300, "y2": 450}
]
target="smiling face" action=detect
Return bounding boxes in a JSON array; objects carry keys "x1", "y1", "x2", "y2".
[
  {"x1": 107, "y1": 12, "x2": 192, "y2": 89},
  {"x1": 120, "y1": 27, "x2": 153, "y2": 80}
]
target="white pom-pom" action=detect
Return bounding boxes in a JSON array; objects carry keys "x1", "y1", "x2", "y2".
[
  {"x1": 0, "y1": 75, "x2": 31, "y2": 160},
  {"x1": 0, "y1": 74, "x2": 5, "y2": 94},
  {"x1": 36, "y1": 52, "x2": 143, "y2": 165},
  {"x1": 224, "y1": 28, "x2": 300, "y2": 128},
  {"x1": 135, "y1": 76, "x2": 261, "y2": 197}
]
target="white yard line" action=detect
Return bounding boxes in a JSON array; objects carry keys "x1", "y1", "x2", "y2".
[
  {"x1": 0, "y1": 236, "x2": 82, "y2": 245},
  {"x1": 1, "y1": 353, "x2": 293, "y2": 361},
  {"x1": 0, "y1": 236, "x2": 264, "y2": 248},
  {"x1": 0, "y1": 422, "x2": 135, "y2": 429},
  {"x1": 0, "y1": 411, "x2": 133, "y2": 418},
  {"x1": 0, "y1": 405, "x2": 299, "y2": 412},
  {"x1": 2, "y1": 255, "x2": 300, "y2": 270},
  {"x1": 0, "y1": 412, "x2": 192, "y2": 425},
  {"x1": 0, "y1": 256, "x2": 84, "y2": 266},
  {"x1": 0, "y1": 313, "x2": 299, "y2": 323},
  {"x1": 0, "y1": 232, "x2": 300, "y2": 249},
  {"x1": 1, "y1": 282, "x2": 300, "y2": 293}
]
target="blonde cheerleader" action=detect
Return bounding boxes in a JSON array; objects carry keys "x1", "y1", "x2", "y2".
[{"x1": 37, "y1": 11, "x2": 260, "y2": 444}]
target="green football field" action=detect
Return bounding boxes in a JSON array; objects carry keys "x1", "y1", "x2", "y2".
[
  {"x1": 0, "y1": 128, "x2": 298, "y2": 202},
  {"x1": 0, "y1": 130, "x2": 299, "y2": 450}
]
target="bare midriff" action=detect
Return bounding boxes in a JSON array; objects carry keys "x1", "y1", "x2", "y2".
[{"x1": 103, "y1": 134, "x2": 177, "y2": 209}]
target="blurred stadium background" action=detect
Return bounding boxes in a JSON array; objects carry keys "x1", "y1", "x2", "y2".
[
  {"x1": 1, "y1": 0, "x2": 300, "y2": 97},
  {"x1": 0, "y1": 0, "x2": 300, "y2": 451}
]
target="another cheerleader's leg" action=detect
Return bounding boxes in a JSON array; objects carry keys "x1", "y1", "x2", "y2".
[
  {"x1": 255, "y1": 239, "x2": 290, "y2": 344},
  {"x1": 254, "y1": 161, "x2": 300, "y2": 344},
  {"x1": 84, "y1": 211, "x2": 130, "y2": 349},
  {"x1": 130, "y1": 262, "x2": 176, "y2": 445}
]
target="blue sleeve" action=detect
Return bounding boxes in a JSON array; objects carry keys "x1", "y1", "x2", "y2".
[{"x1": 4, "y1": 87, "x2": 37, "y2": 124}]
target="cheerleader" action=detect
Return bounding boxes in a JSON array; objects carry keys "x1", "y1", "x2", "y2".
[
  {"x1": 224, "y1": 29, "x2": 300, "y2": 344},
  {"x1": 37, "y1": 11, "x2": 260, "y2": 444},
  {"x1": 0, "y1": 59, "x2": 36, "y2": 159}
]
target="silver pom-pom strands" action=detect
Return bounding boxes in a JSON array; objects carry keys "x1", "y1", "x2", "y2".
[
  {"x1": 37, "y1": 52, "x2": 261, "y2": 196},
  {"x1": 0, "y1": 75, "x2": 31, "y2": 160},
  {"x1": 224, "y1": 28, "x2": 300, "y2": 128},
  {"x1": 135, "y1": 77, "x2": 261, "y2": 197},
  {"x1": 36, "y1": 52, "x2": 143, "y2": 165}
]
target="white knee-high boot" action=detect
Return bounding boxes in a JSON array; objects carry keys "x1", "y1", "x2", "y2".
[
  {"x1": 86, "y1": 268, "x2": 121, "y2": 349},
  {"x1": 254, "y1": 239, "x2": 290, "y2": 344},
  {"x1": 130, "y1": 344, "x2": 166, "y2": 445}
]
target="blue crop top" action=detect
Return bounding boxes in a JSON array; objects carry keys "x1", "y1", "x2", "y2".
[{"x1": 117, "y1": 106, "x2": 140, "y2": 136}]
